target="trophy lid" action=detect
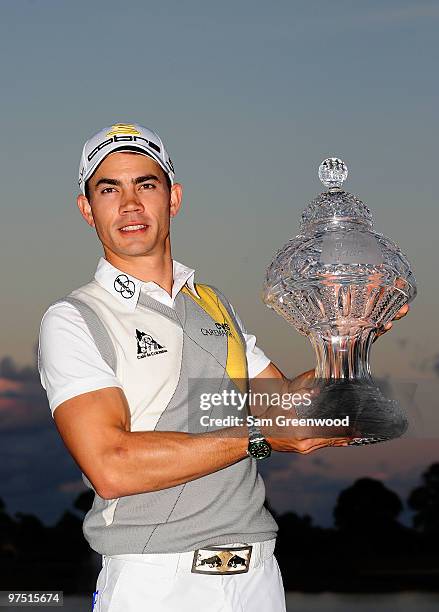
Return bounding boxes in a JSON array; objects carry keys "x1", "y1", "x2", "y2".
[{"x1": 300, "y1": 158, "x2": 374, "y2": 231}]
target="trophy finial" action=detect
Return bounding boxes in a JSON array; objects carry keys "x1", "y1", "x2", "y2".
[{"x1": 318, "y1": 157, "x2": 348, "y2": 190}]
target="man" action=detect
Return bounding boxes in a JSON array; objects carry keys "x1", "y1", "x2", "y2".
[{"x1": 38, "y1": 123, "x2": 408, "y2": 611}]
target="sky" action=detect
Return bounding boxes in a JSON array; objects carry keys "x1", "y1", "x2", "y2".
[{"x1": 0, "y1": 0, "x2": 439, "y2": 528}]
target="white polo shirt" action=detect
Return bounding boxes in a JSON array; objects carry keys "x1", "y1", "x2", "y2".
[{"x1": 38, "y1": 257, "x2": 271, "y2": 416}]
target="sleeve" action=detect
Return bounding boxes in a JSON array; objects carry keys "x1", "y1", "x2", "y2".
[
  {"x1": 38, "y1": 302, "x2": 124, "y2": 417},
  {"x1": 227, "y1": 301, "x2": 271, "y2": 379}
]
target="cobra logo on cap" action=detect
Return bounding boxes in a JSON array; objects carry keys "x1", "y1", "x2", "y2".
[{"x1": 106, "y1": 123, "x2": 141, "y2": 137}]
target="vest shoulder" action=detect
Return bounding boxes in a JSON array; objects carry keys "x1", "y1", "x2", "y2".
[
  {"x1": 194, "y1": 283, "x2": 229, "y2": 301},
  {"x1": 47, "y1": 279, "x2": 107, "y2": 309},
  {"x1": 194, "y1": 283, "x2": 233, "y2": 310}
]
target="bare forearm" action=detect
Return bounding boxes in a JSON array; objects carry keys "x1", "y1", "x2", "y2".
[{"x1": 102, "y1": 427, "x2": 248, "y2": 499}]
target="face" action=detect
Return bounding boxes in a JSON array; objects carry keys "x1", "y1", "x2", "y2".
[{"x1": 77, "y1": 152, "x2": 182, "y2": 265}]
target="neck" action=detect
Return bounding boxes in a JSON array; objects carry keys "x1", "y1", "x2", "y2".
[{"x1": 104, "y1": 243, "x2": 174, "y2": 296}]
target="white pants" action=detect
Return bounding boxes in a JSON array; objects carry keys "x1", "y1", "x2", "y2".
[{"x1": 93, "y1": 539, "x2": 286, "y2": 611}]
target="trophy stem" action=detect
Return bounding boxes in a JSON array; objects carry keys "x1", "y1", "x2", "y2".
[{"x1": 308, "y1": 327, "x2": 376, "y2": 380}]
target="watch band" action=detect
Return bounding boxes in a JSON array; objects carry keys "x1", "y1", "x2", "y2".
[{"x1": 248, "y1": 423, "x2": 263, "y2": 439}]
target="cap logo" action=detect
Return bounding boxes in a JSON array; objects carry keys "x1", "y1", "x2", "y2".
[
  {"x1": 106, "y1": 123, "x2": 141, "y2": 137},
  {"x1": 87, "y1": 135, "x2": 162, "y2": 164}
]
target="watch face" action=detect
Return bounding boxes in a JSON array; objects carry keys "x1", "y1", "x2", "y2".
[{"x1": 248, "y1": 440, "x2": 271, "y2": 459}]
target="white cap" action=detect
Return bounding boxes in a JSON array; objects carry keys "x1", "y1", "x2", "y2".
[{"x1": 78, "y1": 123, "x2": 175, "y2": 195}]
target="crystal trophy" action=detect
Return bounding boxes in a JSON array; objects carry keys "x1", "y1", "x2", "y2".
[{"x1": 263, "y1": 158, "x2": 417, "y2": 445}]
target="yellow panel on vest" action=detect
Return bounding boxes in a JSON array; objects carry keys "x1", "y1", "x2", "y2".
[{"x1": 182, "y1": 284, "x2": 247, "y2": 393}]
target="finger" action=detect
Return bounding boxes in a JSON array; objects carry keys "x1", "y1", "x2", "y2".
[
  {"x1": 373, "y1": 303, "x2": 409, "y2": 343},
  {"x1": 301, "y1": 441, "x2": 349, "y2": 454},
  {"x1": 299, "y1": 437, "x2": 352, "y2": 453},
  {"x1": 393, "y1": 304, "x2": 409, "y2": 320},
  {"x1": 375, "y1": 322, "x2": 392, "y2": 338}
]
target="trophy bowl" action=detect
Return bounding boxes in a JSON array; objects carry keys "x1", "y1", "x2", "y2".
[{"x1": 263, "y1": 158, "x2": 417, "y2": 445}]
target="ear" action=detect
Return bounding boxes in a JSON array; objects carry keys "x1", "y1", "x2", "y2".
[
  {"x1": 169, "y1": 182, "x2": 183, "y2": 219},
  {"x1": 77, "y1": 194, "x2": 95, "y2": 227}
]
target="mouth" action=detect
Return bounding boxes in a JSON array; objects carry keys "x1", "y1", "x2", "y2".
[{"x1": 118, "y1": 223, "x2": 149, "y2": 235}]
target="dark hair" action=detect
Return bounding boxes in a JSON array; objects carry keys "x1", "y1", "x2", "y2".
[{"x1": 84, "y1": 165, "x2": 172, "y2": 202}]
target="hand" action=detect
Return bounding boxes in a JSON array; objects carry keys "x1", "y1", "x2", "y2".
[
  {"x1": 373, "y1": 303, "x2": 410, "y2": 343},
  {"x1": 250, "y1": 369, "x2": 353, "y2": 454}
]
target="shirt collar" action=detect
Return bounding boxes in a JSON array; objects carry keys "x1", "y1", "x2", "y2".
[{"x1": 94, "y1": 256, "x2": 201, "y2": 311}]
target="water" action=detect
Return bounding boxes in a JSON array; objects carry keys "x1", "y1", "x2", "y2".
[
  {"x1": 7, "y1": 592, "x2": 436, "y2": 611},
  {"x1": 285, "y1": 591, "x2": 439, "y2": 611}
]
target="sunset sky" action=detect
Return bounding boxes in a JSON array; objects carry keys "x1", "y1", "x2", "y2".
[{"x1": 1, "y1": 0, "x2": 438, "y2": 528}]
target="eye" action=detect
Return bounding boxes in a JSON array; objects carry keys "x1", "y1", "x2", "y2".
[
  {"x1": 140, "y1": 183, "x2": 155, "y2": 190},
  {"x1": 101, "y1": 187, "x2": 117, "y2": 194}
]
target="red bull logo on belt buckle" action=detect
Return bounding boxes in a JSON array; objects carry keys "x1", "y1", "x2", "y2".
[{"x1": 191, "y1": 545, "x2": 252, "y2": 575}]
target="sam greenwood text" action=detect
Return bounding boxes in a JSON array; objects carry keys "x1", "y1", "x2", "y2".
[{"x1": 199, "y1": 415, "x2": 351, "y2": 427}]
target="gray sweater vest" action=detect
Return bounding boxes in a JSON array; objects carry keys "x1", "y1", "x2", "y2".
[{"x1": 54, "y1": 279, "x2": 278, "y2": 555}]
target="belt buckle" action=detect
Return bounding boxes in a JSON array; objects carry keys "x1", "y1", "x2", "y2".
[{"x1": 191, "y1": 544, "x2": 252, "y2": 575}]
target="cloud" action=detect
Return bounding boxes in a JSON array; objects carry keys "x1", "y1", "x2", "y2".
[
  {"x1": 310, "y1": 456, "x2": 331, "y2": 469},
  {"x1": 0, "y1": 356, "x2": 50, "y2": 432},
  {"x1": 0, "y1": 378, "x2": 21, "y2": 394},
  {"x1": 0, "y1": 409, "x2": 84, "y2": 525},
  {"x1": 409, "y1": 349, "x2": 439, "y2": 381},
  {"x1": 58, "y1": 479, "x2": 88, "y2": 494},
  {"x1": 0, "y1": 356, "x2": 39, "y2": 382},
  {"x1": 0, "y1": 355, "x2": 87, "y2": 525},
  {"x1": 259, "y1": 438, "x2": 439, "y2": 526}
]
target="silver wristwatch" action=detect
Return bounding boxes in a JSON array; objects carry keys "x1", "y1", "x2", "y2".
[{"x1": 246, "y1": 424, "x2": 272, "y2": 460}]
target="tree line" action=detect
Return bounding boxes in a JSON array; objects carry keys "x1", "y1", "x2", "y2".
[{"x1": 1, "y1": 463, "x2": 439, "y2": 593}]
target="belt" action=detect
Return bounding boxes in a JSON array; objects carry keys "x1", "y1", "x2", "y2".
[{"x1": 109, "y1": 538, "x2": 276, "y2": 576}]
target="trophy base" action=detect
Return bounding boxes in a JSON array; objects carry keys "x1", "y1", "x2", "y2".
[
  {"x1": 348, "y1": 436, "x2": 390, "y2": 446},
  {"x1": 296, "y1": 379, "x2": 408, "y2": 446}
]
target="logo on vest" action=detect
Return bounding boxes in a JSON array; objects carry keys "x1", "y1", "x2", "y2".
[
  {"x1": 136, "y1": 329, "x2": 168, "y2": 358},
  {"x1": 200, "y1": 322, "x2": 233, "y2": 337},
  {"x1": 114, "y1": 274, "x2": 135, "y2": 299}
]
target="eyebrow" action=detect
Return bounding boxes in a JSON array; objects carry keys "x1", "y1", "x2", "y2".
[{"x1": 94, "y1": 175, "x2": 161, "y2": 190}]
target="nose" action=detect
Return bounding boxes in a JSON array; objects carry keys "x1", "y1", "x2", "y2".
[{"x1": 119, "y1": 188, "x2": 144, "y2": 213}]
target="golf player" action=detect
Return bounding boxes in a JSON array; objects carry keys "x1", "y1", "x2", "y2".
[{"x1": 37, "y1": 122, "x2": 408, "y2": 611}]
